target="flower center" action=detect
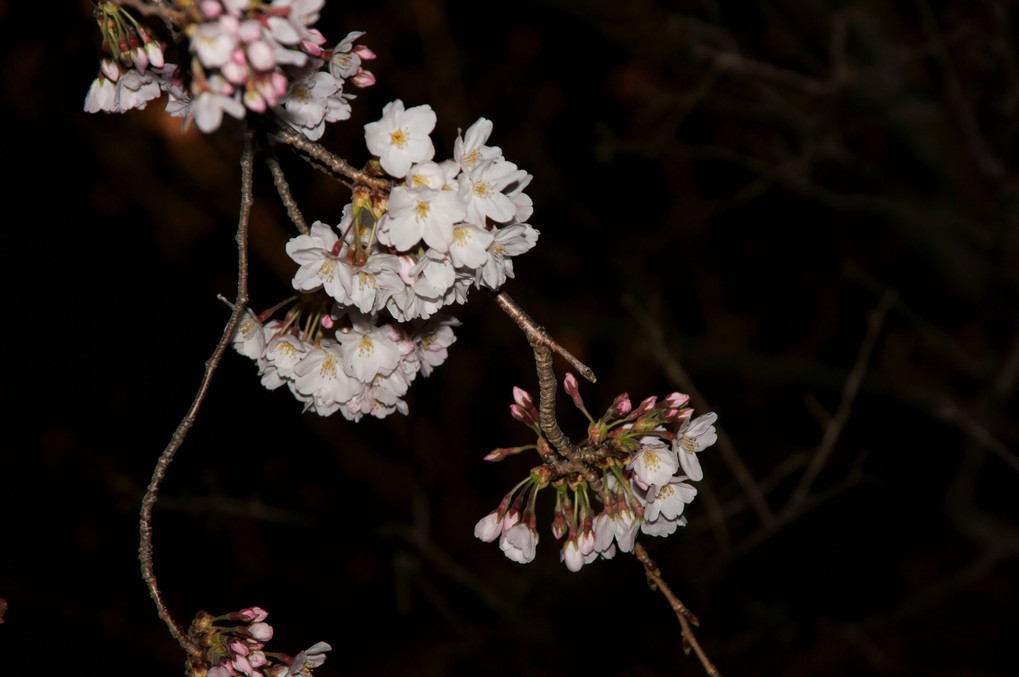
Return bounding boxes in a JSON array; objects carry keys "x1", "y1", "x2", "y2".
[
  {"x1": 357, "y1": 335, "x2": 375, "y2": 357},
  {"x1": 390, "y1": 128, "x2": 408, "y2": 148},
  {"x1": 413, "y1": 201, "x2": 430, "y2": 221}
]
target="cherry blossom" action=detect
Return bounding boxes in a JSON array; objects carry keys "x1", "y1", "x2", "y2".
[
  {"x1": 364, "y1": 100, "x2": 436, "y2": 178},
  {"x1": 674, "y1": 411, "x2": 718, "y2": 481}
]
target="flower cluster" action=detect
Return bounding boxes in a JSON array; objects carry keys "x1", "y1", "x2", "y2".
[
  {"x1": 186, "y1": 606, "x2": 330, "y2": 677},
  {"x1": 292, "y1": 104, "x2": 538, "y2": 320},
  {"x1": 84, "y1": 1, "x2": 375, "y2": 137},
  {"x1": 475, "y1": 378, "x2": 718, "y2": 571},
  {"x1": 233, "y1": 104, "x2": 537, "y2": 418},
  {"x1": 233, "y1": 306, "x2": 459, "y2": 420}
]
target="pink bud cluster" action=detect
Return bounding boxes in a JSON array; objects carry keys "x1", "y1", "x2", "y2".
[
  {"x1": 85, "y1": 0, "x2": 376, "y2": 137},
  {"x1": 476, "y1": 378, "x2": 719, "y2": 571},
  {"x1": 84, "y1": 3, "x2": 177, "y2": 114},
  {"x1": 187, "y1": 606, "x2": 331, "y2": 677}
]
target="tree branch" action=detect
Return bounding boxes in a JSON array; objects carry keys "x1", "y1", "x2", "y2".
[{"x1": 138, "y1": 131, "x2": 255, "y2": 659}]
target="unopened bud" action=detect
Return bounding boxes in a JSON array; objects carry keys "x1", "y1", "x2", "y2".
[
  {"x1": 145, "y1": 41, "x2": 164, "y2": 68},
  {"x1": 631, "y1": 395, "x2": 657, "y2": 417},
  {"x1": 563, "y1": 373, "x2": 584, "y2": 409},
  {"x1": 134, "y1": 46, "x2": 151, "y2": 71},
  {"x1": 351, "y1": 68, "x2": 376, "y2": 87},
  {"x1": 353, "y1": 44, "x2": 377, "y2": 60},
  {"x1": 512, "y1": 386, "x2": 534, "y2": 408},
  {"x1": 248, "y1": 622, "x2": 273, "y2": 641},
  {"x1": 608, "y1": 392, "x2": 631, "y2": 418},
  {"x1": 663, "y1": 392, "x2": 690, "y2": 408}
]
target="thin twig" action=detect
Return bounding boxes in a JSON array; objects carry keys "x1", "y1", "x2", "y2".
[
  {"x1": 634, "y1": 543, "x2": 721, "y2": 676},
  {"x1": 266, "y1": 153, "x2": 308, "y2": 235},
  {"x1": 138, "y1": 132, "x2": 256, "y2": 659},
  {"x1": 783, "y1": 289, "x2": 895, "y2": 516},
  {"x1": 272, "y1": 125, "x2": 392, "y2": 190},
  {"x1": 111, "y1": 0, "x2": 185, "y2": 22},
  {"x1": 938, "y1": 400, "x2": 1019, "y2": 476},
  {"x1": 494, "y1": 291, "x2": 596, "y2": 383}
]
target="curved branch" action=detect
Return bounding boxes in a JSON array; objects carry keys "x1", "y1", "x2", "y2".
[{"x1": 138, "y1": 131, "x2": 255, "y2": 658}]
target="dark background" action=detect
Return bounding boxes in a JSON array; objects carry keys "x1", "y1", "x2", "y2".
[{"x1": 3, "y1": 0, "x2": 1018, "y2": 675}]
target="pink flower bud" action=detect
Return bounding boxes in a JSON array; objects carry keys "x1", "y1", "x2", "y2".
[
  {"x1": 512, "y1": 386, "x2": 533, "y2": 408},
  {"x1": 351, "y1": 69, "x2": 376, "y2": 87},
  {"x1": 484, "y1": 446, "x2": 528, "y2": 462},
  {"x1": 232, "y1": 654, "x2": 253, "y2": 675},
  {"x1": 609, "y1": 393, "x2": 631, "y2": 418},
  {"x1": 509, "y1": 403, "x2": 534, "y2": 426},
  {"x1": 663, "y1": 392, "x2": 690, "y2": 408},
  {"x1": 238, "y1": 607, "x2": 268, "y2": 622},
  {"x1": 248, "y1": 622, "x2": 273, "y2": 641},
  {"x1": 320, "y1": 314, "x2": 334, "y2": 329},
  {"x1": 563, "y1": 373, "x2": 584, "y2": 409},
  {"x1": 632, "y1": 395, "x2": 657, "y2": 417},
  {"x1": 229, "y1": 640, "x2": 250, "y2": 656},
  {"x1": 302, "y1": 40, "x2": 324, "y2": 57},
  {"x1": 272, "y1": 71, "x2": 289, "y2": 97},
  {"x1": 306, "y1": 28, "x2": 326, "y2": 46},
  {"x1": 200, "y1": 1, "x2": 222, "y2": 18},
  {"x1": 353, "y1": 44, "x2": 377, "y2": 60}
]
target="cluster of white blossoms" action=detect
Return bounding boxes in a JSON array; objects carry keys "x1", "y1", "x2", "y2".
[
  {"x1": 84, "y1": 1, "x2": 375, "y2": 137},
  {"x1": 475, "y1": 381, "x2": 718, "y2": 572},
  {"x1": 233, "y1": 308, "x2": 460, "y2": 420},
  {"x1": 233, "y1": 102, "x2": 538, "y2": 418},
  {"x1": 290, "y1": 101, "x2": 539, "y2": 321}
]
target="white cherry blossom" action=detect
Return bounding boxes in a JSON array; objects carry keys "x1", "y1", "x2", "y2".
[
  {"x1": 475, "y1": 223, "x2": 539, "y2": 290},
  {"x1": 413, "y1": 316, "x2": 460, "y2": 377},
  {"x1": 454, "y1": 117, "x2": 503, "y2": 173},
  {"x1": 459, "y1": 159, "x2": 529, "y2": 225},
  {"x1": 627, "y1": 438, "x2": 679, "y2": 490},
  {"x1": 364, "y1": 100, "x2": 436, "y2": 178},
  {"x1": 386, "y1": 185, "x2": 466, "y2": 251},
  {"x1": 292, "y1": 339, "x2": 358, "y2": 414},
  {"x1": 499, "y1": 523, "x2": 538, "y2": 563},
  {"x1": 643, "y1": 478, "x2": 697, "y2": 523},
  {"x1": 673, "y1": 411, "x2": 718, "y2": 482},
  {"x1": 286, "y1": 221, "x2": 352, "y2": 301},
  {"x1": 448, "y1": 223, "x2": 494, "y2": 269},
  {"x1": 345, "y1": 254, "x2": 403, "y2": 314},
  {"x1": 335, "y1": 317, "x2": 401, "y2": 383}
]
